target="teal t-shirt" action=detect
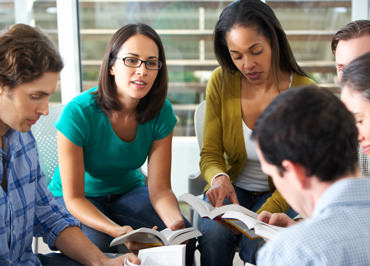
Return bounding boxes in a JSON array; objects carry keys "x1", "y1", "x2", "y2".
[{"x1": 48, "y1": 88, "x2": 177, "y2": 197}]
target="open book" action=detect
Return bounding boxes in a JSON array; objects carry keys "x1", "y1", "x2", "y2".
[
  {"x1": 179, "y1": 193, "x2": 283, "y2": 240},
  {"x1": 110, "y1": 227, "x2": 201, "y2": 247},
  {"x1": 222, "y1": 210, "x2": 284, "y2": 240},
  {"x1": 179, "y1": 193, "x2": 258, "y2": 220},
  {"x1": 124, "y1": 245, "x2": 185, "y2": 266}
]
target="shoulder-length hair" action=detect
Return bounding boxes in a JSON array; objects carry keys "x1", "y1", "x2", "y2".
[
  {"x1": 214, "y1": 0, "x2": 306, "y2": 87},
  {"x1": 94, "y1": 23, "x2": 168, "y2": 124}
]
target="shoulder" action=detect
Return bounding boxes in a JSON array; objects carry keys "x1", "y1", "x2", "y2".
[
  {"x1": 291, "y1": 73, "x2": 316, "y2": 87},
  {"x1": 208, "y1": 66, "x2": 240, "y2": 84},
  {"x1": 207, "y1": 67, "x2": 239, "y2": 99},
  {"x1": 62, "y1": 87, "x2": 100, "y2": 119},
  {"x1": 69, "y1": 87, "x2": 98, "y2": 109}
]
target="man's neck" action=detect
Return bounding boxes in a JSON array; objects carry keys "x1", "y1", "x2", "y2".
[{"x1": 306, "y1": 172, "x2": 361, "y2": 217}]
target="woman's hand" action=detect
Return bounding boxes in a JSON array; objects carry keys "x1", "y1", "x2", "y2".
[
  {"x1": 167, "y1": 218, "x2": 185, "y2": 231},
  {"x1": 206, "y1": 175, "x2": 239, "y2": 207},
  {"x1": 123, "y1": 226, "x2": 160, "y2": 254}
]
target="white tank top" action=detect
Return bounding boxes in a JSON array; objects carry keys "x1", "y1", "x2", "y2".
[
  {"x1": 234, "y1": 73, "x2": 294, "y2": 191},
  {"x1": 234, "y1": 121, "x2": 269, "y2": 191}
]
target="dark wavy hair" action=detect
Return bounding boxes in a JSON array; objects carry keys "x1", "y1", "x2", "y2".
[
  {"x1": 214, "y1": 0, "x2": 306, "y2": 88},
  {"x1": 331, "y1": 20, "x2": 370, "y2": 55},
  {"x1": 341, "y1": 51, "x2": 370, "y2": 101},
  {"x1": 252, "y1": 86, "x2": 358, "y2": 182},
  {"x1": 0, "y1": 24, "x2": 63, "y2": 90},
  {"x1": 94, "y1": 23, "x2": 168, "y2": 123}
]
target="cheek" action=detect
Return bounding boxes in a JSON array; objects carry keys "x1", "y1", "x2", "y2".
[{"x1": 364, "y1": 123, "x2": 370, "y2": 140}]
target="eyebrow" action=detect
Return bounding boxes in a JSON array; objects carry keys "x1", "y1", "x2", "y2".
[
  {"x1": 126, "y1": 53, "x2": 158, "y2": 59},
  {"x1": 33, "y1": 91, "x2": 51, "y2": 96},
  {"x1": 229, "y1": 43, "x2": 262, "y2": 53}
]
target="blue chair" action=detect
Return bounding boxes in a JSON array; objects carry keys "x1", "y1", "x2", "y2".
[{"x1": 31, "y1": 104, "x2": 64, "y2": 253}]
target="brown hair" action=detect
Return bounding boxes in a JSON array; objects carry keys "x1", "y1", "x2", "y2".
[
  {"x1": 0, "y1": 23, "x2": 63, "y2": 89},
  {"x1": 331, "y1": 20, "x2": 370, "y2": 55},
  {"x1": 214, "y1": 0, "x2": 306, "y2": 89},
  {"x1": 94, "y1": 23, "x2": 168, "y2": 124}
]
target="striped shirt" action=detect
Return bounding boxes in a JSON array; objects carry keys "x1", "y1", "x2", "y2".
[
  {"x1": 257, "y1": 178, "x2": 370, "y2": 266},
  {"x1": 0, "y1": 129, "x2": 80, "y2": 266}
]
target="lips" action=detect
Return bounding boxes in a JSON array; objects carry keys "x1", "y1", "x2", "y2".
[
  {"x1": 27, "y1": 118, "x2": 38, "y2": 125},
  {"x1": 362, "y1": 145, "x2": 370, "y2": 154},
  {"x1": 246, "y1": 72, "x2": 262, "y2": 80},
  {"x1": 132, "y1": 80, "x2": 147, "y2": 86}
]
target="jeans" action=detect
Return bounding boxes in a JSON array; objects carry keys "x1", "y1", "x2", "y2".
[
  {"x1": 55, "y1": 186, "x2": 196, "y2": 266},
  {"x1": 198, "y1": 186, "x2": 271, "y2": 266},
  {"x1": 37, "y1": 253, "x2": 83, "y2": 266}
]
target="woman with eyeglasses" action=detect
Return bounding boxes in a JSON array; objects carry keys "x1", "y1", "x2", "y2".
[{"x1": 48, "y1": 23, "x2": 195, "y2": 265}]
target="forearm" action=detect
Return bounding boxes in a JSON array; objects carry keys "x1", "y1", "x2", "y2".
[
  {"x1": 65, "y1": 197, "x2": 122, "y2": 237},
  {"x1": 55, "y1": 226, "x2": 109, "y2": 266},
  {"x1": 149, "y1": 188, "x2": 184, "y2": 229}
]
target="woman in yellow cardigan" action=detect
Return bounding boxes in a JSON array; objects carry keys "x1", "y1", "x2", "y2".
[{"x1": 197, "y1": 1, "x2": 315, "y2": 265}]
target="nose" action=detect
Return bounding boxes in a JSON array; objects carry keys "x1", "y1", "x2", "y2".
[
  {"x1": 136, "y1": 62, "x2": 148, "y2": 76},
  {"x1": 38, "y1": 100, "x2": 49, "y2": 116},
  {"x1": 358, "y1": 128, "x2": 365, "y2": 143},
  {"x1": 243, "y1": 56, "x2": 256, "y2": 71}
]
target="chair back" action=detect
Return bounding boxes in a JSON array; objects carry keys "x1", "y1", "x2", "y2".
[
  {"x1": 194, "y1": 101, "x2": 206, "y2": 150},
  {"x1": 31, "y1": 104, "x2": 64, "y2": 184},
  {"x1": 188, "y1": 101, "x2": 207, "y2": 196}
]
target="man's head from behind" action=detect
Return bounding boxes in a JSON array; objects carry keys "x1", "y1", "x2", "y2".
[
  {"x1": 0, "y1": 24, "x2": 63, "y2": 134},
  {"x1": 331, "y1": 20, "x2": 370, "y2": 81},
  {"x1": 252, "y1": 86, "x2": 359, "y2": 216}
]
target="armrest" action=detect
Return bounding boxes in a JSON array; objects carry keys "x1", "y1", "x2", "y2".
[{"x1": 188, "y1": 171, "x2": 207, "y2": 196}]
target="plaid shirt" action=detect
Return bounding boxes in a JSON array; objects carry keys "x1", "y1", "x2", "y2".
[
  {"x1": 0, "y1": 129, "x2": 80, "y2": 266},
  {"x1": 257, "y1": 178, "x2": 370, "y2": 266}
]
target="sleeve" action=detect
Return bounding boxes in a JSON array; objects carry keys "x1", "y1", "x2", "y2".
[
  {"x1": 33, "y1": 151, "x2": 80, "y2": 250},
  {"x1": 153, "y1": 98, "x2": 177, "y2": 140},
  {"x1": 54, "y1": 101, "x2": 91, "y2": 147},
  {"x1": 256, "y1": 189, "x2": 291, "y2": 214},
  {"x1": 199, "y1": 68, "x2": 228, "y2": 185}
]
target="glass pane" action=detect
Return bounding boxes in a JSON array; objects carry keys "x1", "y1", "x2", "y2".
[{"x1": 79, "y1": 0, "x2": 352, "y2": 136}]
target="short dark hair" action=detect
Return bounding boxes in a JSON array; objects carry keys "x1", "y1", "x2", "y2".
[
  {"x1": 0, "y1": 23, "x2": 63, "y2": 90},
  {"x1": 341, "y1": 51, "x2": 370, "y2": 101},
  {"x1": 252, "y1": 86, "x2": 358, "y2": 182},
  {"x1": 214, "y1": 0, "x2": 306, "y2": 85},
  {"x1": 331, "y1": 20, "x2": 370, "y2": 55},
  {"x1": 94, "y1": 23, "x2": 168, "y2": 123}
]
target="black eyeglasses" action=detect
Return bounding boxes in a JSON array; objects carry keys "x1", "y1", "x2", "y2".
[{"x1": 116, "y1": 57, "x2": 162, "y2": 70}]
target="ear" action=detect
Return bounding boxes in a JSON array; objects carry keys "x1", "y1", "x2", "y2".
[
  {"x1": 109, "y1": 65, "x2": 115, "y2": 76},
  {"x1": 281, "y1": 160, "x2": 309, "y2": 189},
  {"x1": 0, "y1": 85, "x2": 8, "y2": 95}
]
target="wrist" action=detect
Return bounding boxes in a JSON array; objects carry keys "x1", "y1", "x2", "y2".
[{"x1": 211, "y1": 173, "x2": 230, "y2": 186}]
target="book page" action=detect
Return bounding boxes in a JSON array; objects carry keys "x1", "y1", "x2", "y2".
[
  {"x1": 222, "y1": 218, "x2": 258, "y2": 239},
  {"x1": 124, "y1": 245, "x2": 186, "y2": 266},
  {"x1": 254, "y1": 223, "x2": 284, "y2": 240},
  {"x1": 160, "y1": 227, "x2": 201, "y2": 244},
  {"x1": 179, "y1": 193, "x2": 258, "y2": 220},
  {"x1": 222, "y1": 211, "x2": 284, "y2": 240},
  {"x1": 210, "y1": 204, "x2": 258, "y2": 220},
  {"x1": 110, "y1": 228, "x2": 165, "y2": 247},
  {"x1": 179, "y1": 193, "x2": 214, "y2": 217}
]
